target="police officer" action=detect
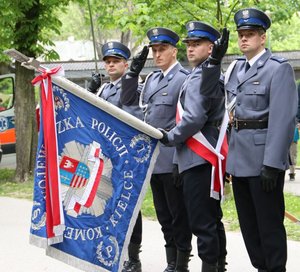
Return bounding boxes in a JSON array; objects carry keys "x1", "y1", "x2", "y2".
[
  {"x1": 121, "y1": 27, "x2": 192, "y2": 272},
  {"x1": 88, "y1": 41, "x2": 143, "y2": 119},
  {"x1": 159, "y1": 21, "x2": 228, "y2": 272},
  {"x1": 87, "y1": 41, "x2": 143, "y2": 272},
  {"x1": 201, "y1": 8, "x2": 297, "y2": 272}
]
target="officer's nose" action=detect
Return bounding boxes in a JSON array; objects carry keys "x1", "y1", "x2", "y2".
[{"x1": 154, "y1": 51, "x2": 160, "y2": 58}]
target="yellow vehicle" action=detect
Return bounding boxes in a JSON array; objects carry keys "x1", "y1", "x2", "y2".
[{"x1": 0, "y1": 74, "x2": 15, "y2": 163}]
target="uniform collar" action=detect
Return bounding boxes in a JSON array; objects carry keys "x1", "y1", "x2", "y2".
[
  {"x1": 161, "y1": 61, "x2": 178, "y2": 77},
  {"x1": 111, "y1": 77, "x2": 121, "y2": 86},
  {"x1": 247, "y1": 48, "x2": 266, "y2": 67}
]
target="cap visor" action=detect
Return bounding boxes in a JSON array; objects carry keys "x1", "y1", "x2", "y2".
[
  {"x1": 237, "y1": 25, "x2": 265, "y2": 31},
  {"x1": 103, "y1": 54, "x2": 125, "y2": 60},
  {"x1": 182, "y1": 37, "x2": 207, "y2": 43},
  {"x1": 148, "y1": 41, "x2": 175, "y2": 47}
]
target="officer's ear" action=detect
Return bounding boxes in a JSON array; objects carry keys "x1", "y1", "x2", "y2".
[
  {"x1": 208, "y1": 42, "x2": 214, "y2": 54},
  {"x1": 260, "y1": 32, "x2": 267, "y2": 45},
  {"x1": 124, "y1": 60, "x2": 129, "y2": 70},
  {"x1": 173, "y1": 46, "x2": 178, "y2": 54}
]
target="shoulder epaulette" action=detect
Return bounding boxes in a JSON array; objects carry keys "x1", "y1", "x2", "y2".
[
  {"x1": 236, "y1": 56, "x2": 246, "y2": 61},
  {"x1": 270, "y1": 55, "x2": 287, "y2": 63},
  {"x1": 152, "y1": 69, "x2": 161, "y2": 74},
  {"x1": 179, "y1": 68, "x2": 190, "y2": 75}
]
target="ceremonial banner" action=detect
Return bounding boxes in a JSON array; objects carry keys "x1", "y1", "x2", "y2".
[{"x1": 29, "y1": 68, "x2": 160, "y2": 272}]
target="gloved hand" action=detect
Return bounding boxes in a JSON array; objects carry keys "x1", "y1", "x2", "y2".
[
  {"x1": 172, "y1": 164, "x2": 182, "y2": 188},
  {"x1": 158, "y1": 128, "x2": 169, "y2": 145},
  {"x1": 209, "y1": 28, "x2": 230, "y2": 65},
  {"x1": 260, "y1": 165, "x2": 280, "y2": 192},
  {"x1": 87, "y1": 72, "x2": 102, "y2": 93},
  {"x1": 129, "y1": 46, "x2": 149, "y2": 76}
]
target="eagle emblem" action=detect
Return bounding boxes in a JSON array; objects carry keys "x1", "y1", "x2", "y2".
[
  {"x1": 59, "y1": 140, "x2": 113, "y2": 218},
  {"x1": 242, "y1": 10, "x2": 250, "y2": 19},
  {"x1": 188, "y1": 22, "x2": 195, "y2": 31},
  {"x1": 152, "y1": 28, "x2": 159, "y2": 36}
]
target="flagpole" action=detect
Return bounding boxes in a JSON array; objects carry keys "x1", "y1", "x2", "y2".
[
  {"x1": 53, "y1": 76, "x2": 163, "y2": 139},
  {"x1": 87, "y1": 0, "x2": 99, "y2": 74},
  {"x1": 3, "y1": 49, "x2": 163, "y2": 139}
]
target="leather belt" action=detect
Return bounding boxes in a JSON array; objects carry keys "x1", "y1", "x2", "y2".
[{"x1": 232, "y1": 119, "x2": 268, "y2": 130}]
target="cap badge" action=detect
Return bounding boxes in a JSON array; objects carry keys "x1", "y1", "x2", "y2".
[
  {"x1": 152, "y1": 28, "x2": 158, "y2": 36},
  {"x1": 188, "y1": 22, "x2": 195, "y2": 31},
  {"x1": 242, "y1": 10, "x2": 250, "y2": 19},
  {"x1": 108, "y1": 42, "x2": 113, "y2": 49}
]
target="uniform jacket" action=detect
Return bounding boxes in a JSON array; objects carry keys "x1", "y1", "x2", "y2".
[
  {"x1": 97, "y1": 79, "x2": 143, "y2": 120},
  {"x1": 202, "y1": 49, "x2": 298, "y2": 177},
  {"x1": 167, "y1": 61, "x2": 225, "y2": 174},
  {"x1": 121, "y1": 62, "x2": 189, "y2": 174}
]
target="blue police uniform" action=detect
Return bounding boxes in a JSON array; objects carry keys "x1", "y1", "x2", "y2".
[
  {"x1": 96, "y1": 42, "x2": 144, "y2": 272},
  {"x1": 165, "y1": 21, "x2": 227, "y2": 271},
  {"x1": 201, "y1": 8, "x2": 298, "y2": 272},
  {"x1": 121, "y1": 27, "x2": 193, "y2": 271},
  {"x1": 97, "y1": 42, "x2": 143, "y2": 120}
]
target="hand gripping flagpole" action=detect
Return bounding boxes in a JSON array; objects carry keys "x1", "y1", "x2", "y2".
[
  {"x1": 3, "y1": 49, "x2": 163, "y2": 141},
  {"x1": 3, "y1": 50, "x2": 163, "y2": 234},
  {"x1": 176, "y1": 99, "x2": 228, "y2": 201}
]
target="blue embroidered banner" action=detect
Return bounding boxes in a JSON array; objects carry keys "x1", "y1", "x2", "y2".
[{"x1": 30, "y1": 75, "x2": 160, "y2": 272}]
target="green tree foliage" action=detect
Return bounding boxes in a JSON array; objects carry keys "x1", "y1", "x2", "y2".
[
  {"x1": 69, "y1": 0, "x2": 300, "y2": 55},
  {"x1": 50, "y1": 2, "x2": 90, "y2": 41},
  {"x1": 0, "y1": 0, "x2": 299, "y2": 181},
  {"x1": 0, "y1": 0, "x2": 71, "y2": 182},
  {"x1": 0, "y1": 0, "x2": 71, "y2": 61},
  {"x1": 270, "y1": 12, "x2": 300, "y2": 51}
]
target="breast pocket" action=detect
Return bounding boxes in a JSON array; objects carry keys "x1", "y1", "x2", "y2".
[
  {"x1": 242, "y1": 85, "x2": 268, "y2": 110},
  {"x1": 153, "y1": 96, "x2": 174, "y2": 117}
]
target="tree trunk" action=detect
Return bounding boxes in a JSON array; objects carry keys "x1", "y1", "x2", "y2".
[
  {"x1": 0, "y1": 62, "x2": 15, "y2": 75},
  {"x1": 14, "y1": 62, "x2": 37, "y2": 182},
  {"x1": 121, "y1": 30, "x2": 132, "y2": 48}
]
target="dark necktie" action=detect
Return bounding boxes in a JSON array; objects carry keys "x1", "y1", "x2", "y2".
[
  {"x1": 245, "y1": 62, "x2": 250, "y2": 73},
  {"x1": 158, "y1": 72, "x2": 164, "y2": 82},
  {"x1": 101, "y1": 83, "x2": 114, "y2": 99}
]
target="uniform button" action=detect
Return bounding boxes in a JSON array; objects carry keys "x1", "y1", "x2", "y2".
[{"x1": 237, "y1": 102, "x2": 241, "y2": 106}]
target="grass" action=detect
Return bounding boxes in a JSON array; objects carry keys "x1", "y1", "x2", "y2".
[
  {"x1": 0, "y1": 169, "x2": 33, "y2": 200},
  {"x1": 296, "y1": 142, "x2": 300, "y2": 166},
  {"x1": 222, "y1": 184, "x2": 300, "y2": 241},
  {"x1": 1, "y1": 169, "x2": 300, "y2": 241}
]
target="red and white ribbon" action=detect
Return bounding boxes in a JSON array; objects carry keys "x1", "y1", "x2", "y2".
[
  {"x1": 32, "y1": 66, "x2": 65, "y2": 239},
  {"x1": 176, "y1": 101, "x2": 228, "y2": 200}
]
